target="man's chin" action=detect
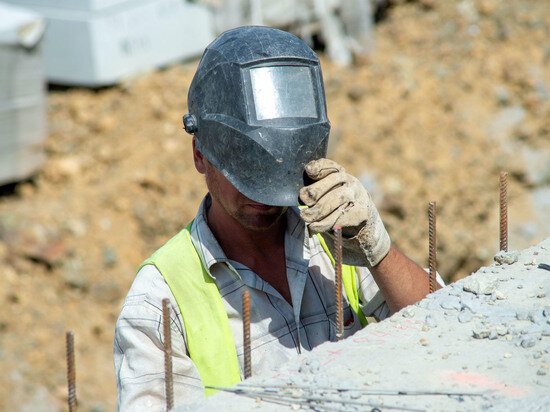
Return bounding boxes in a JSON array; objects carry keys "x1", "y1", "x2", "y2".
[{"x1": 236, "y1": 209, "x2": 286, "y2": 231}]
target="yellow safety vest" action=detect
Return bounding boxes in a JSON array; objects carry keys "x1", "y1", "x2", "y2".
[{"x1": 140, "y1": 220, "x2": 367, "y2": 396}]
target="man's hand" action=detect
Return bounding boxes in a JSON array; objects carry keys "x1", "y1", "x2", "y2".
[{"x1": 299, "y1": 158, "x2": 391, "y2": 268}]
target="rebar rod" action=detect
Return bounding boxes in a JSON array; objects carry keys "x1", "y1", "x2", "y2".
[
  {"x1": 242, "y1": 289, "x2": 252, "y2": 379},
  {"x1": 233, "y1": 383, "x2": 485, "y2": 396},
  {"x1": 428, "y1": 201, "x2": 437, "y2": 293},
  {"x1": 499, "y1": 171, "x2": 508, "y2": 252},
  {"x1": 162, "y1": 298, "x2": 174, "y2": 410},
  {"x1": 334, "y1": 226, "x2": 344, "y2": 341},
  {"x1": 66, "y1": 331, "x2": 76, "y2": 412}
]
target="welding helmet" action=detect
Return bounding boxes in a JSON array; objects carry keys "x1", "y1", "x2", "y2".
[{"x1": 183, "y1": 26, "x2": 330, "y2": 206}]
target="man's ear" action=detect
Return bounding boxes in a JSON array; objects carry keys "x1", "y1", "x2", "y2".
[{"x1": 192, "y1": 137, "x2": 207, "y2": 174}]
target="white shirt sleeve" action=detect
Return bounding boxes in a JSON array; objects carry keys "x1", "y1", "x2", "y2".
[{"x1": 114, "y1": 265, "x2": 205, "y2": 411}]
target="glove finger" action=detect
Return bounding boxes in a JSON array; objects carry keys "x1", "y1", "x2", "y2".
[
  {"x1": 307, "y1": 203, "x2": 348, "y2": 233},
  {"x1": 299, "y1": 171, "x2": 349, "y2": 207},
  {"x1": 305, "y1": 158, "x2": 345, "y2": 180},
  {"x1": 300, "y1": 185, "x2": 353, "y2": 223}
]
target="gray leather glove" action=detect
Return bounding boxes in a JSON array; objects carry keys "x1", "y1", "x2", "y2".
[{"x1": 299, "y1": 158, "x2": 391, "y2": 268}]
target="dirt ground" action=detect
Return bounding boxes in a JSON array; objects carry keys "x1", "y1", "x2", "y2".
[{"x1": 1, "y1": 0, "x2": 549, "y2": 410}]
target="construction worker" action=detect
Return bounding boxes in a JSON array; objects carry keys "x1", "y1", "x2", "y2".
[{"x1": 114, "y1": 26, "x2": 442, "y2": 410}]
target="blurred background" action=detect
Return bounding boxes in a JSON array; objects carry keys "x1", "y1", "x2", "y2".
[{"x1": 0, "y1": 0, "x2": 549, "y2": 410}]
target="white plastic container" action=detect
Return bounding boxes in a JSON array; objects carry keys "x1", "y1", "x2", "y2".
[
  {"x1": 3, "y1": 0, "x2": 214, "y2": 86},
  {"x1": 0, "y1": 3, "x2": 46, "y2": 185}
]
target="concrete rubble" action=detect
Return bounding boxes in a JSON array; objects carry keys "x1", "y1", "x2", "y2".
[{"x1": 177, "y1": 237, "x2": 550, "y2": 411}]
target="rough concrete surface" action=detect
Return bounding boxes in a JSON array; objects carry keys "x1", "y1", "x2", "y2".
[{"x1": 178, "y1": 238, "x2": 550, "y2": 411}]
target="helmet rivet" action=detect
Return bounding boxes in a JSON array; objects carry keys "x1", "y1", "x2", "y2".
[{"x1": 183, "y1": 114, "x2": 198, "y2": 134}]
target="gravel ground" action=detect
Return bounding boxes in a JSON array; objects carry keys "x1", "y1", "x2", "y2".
[{"x1": 177, "y1": 237, "x2": 550, "y2": 411}]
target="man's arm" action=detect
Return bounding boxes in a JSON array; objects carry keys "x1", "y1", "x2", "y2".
[{"x1": 369, "y1": 245, "x2": 441, "y2": 313}]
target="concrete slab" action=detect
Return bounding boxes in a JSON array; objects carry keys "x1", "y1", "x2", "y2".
[{"x1": 176, "y1": 237, "x2": 550, "y2": 411}]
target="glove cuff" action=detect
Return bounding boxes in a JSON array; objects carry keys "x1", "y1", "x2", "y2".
[{"x1": 355, "y1": 216, "x2": 391, "y2": 267}]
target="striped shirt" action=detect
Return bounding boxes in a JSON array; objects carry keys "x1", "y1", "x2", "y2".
[{"x1": 114, "y1": 195, "x2": 394, "y2": 410}]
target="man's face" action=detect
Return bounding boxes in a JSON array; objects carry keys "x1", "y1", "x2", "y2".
[
  {"x1": 204, "y1": 162, "x2": 287, "y2": 231},
  {"x1": 193, "y1": 139, "x2": 287, "y2": 231}
]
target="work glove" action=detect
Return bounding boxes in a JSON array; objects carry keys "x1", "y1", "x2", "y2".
[{"x1": 299, "y1": 158, "x2": 391, "y2": 268}]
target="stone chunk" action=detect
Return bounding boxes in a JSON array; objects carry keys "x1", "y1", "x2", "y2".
[
  {"x1": 439, "y1": 295, "x2": 461, "y2": 310},
  {"x1": 425, "y1": 314, "x2": 437, "y2": 328},
  {"x1": 458, "y1": 310, "x2": 474, "y2": 323},
  {"x1": 494, "y1": 250, "x2": 519, "y2": 265},
  {"x1": 473, "y1": 326, "x2": 490, "y2": 339},
  {"x1": 463, "y1": 277, "x2": 498, "y2": 295},
  {"x1": 521, "y1": 337, "x2": 537, "y2": 348}
]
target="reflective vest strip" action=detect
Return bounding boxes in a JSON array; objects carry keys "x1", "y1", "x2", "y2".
[{"x1": 140, "y1": 221, "x2": 241, "y2": 397}]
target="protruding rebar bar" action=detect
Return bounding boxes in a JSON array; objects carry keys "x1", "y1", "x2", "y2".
[
  {"x1": 242, "y1": 289, "x2": 252, "y2": 379},
  {"x1": 162, "y1": 298, "x2": 174, "y2": 410},
  {"x1": 65, "y1": 331, "x2": 76, "y2": 412},
  {"x1": 499, "y1": 171, "x2": 508, "y2": 252},
  {"x1": 334, "y1": 226, "x2": 344, "y2": 341},
  {"x1": 428, "y1": 201, "x2": 437, "y2": 294}
]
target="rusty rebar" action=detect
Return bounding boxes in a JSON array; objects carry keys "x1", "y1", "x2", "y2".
[
  {"x1": 65, "y1": 331, "x2": 76, "y2": 412},
  {"x1": 242, "y1": 289, "x2": 252, "y2": 379},
  {"x1": 499, "y1": 171, "x2": 508, "y2": 252},
  {"x1": 428, "y1": 201, "x2": 437, "y2": 294},
  {"x1": 162, "y1": 298, "x2": 174, "y2": 410},
  {"x1": 334, "y1": 226, "x2": 344, "y2": 341}
]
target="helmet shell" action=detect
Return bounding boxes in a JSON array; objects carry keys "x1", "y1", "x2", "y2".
[{"x1": 185, "y1": 26, "x2": 330, "y2": 206}]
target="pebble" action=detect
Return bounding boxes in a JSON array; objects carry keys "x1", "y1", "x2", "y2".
[
  {"x1": 458, "y1": 310, "x2": 474, "y2": 323},
  {"x1": 473, "y1": 326, "x2": 490, "y2": 339},
  {"x1": 463, "y1": 277, "x2": 498, "y2": 295},
  {"x1": 517, "y1": 310, "x2": 529, "y2": 320},
  {"x1": 504, "y1": 353, "x2": 512, "y2": 359},
  {"x1": 425, "y1": 314, "x2": 438, "y2": 328},
  {"x1": 494, "y1": 250, "x2": 519, "y2": 265},
  {"x1": 521, "y1": 337, "x2": 537, "y2": 348},
  {"x1": 537, "y1": 369, "x2": 547, "y2": 376},
  {"x1": 439, "y1": 296, "x2": 461, "y2": 310},
  {"x1": 493, "y1": 290, "x2": 508, "y2": 300},
  {"x1": 495, "y1": 325, "x2": 508, "y2": 336},
  {"x1": 402, "y1": 307, "x2": 416, "y2": 318}
]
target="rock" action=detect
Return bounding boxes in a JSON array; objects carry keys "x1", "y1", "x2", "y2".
[
  {"x1": 401, "y1": 307, "x2": 416, "y2": 318},
  {"x1": 458, "y1": 310, "x2": 474, "y2": 323},
  {"x1": 489, "y1": 330, "x2": 498, "y2": 340},
  {"x1": 494, "y1": 250, "x2": 519, "y2": 265},
  {"x1": 62, "y1": 259, "x2": 89, "y2": 290},
  {"x1": 463, "y1": 277, "x2": 498, "y2": 295},
  {"x1": 102, "y1": 247, "x2": 118, "y2": 267},
  {"x1": 521, "y1": 337, "x2": 537, "y2": 348},
  {"x1": 472, "y1": 326, "x2": 490, "y2": 339},
  {"x1": 425, "y1": 314, "x2": 437, "y2": 328},
  {"x1": 439, "y1": 296, "x2": 461, "y2": 310}
]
